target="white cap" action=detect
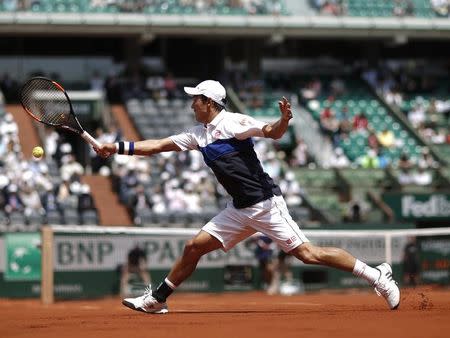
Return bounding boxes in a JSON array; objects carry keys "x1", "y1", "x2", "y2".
[{"x1": 184, "y1": 80, "x2": 226, "y2": 106}]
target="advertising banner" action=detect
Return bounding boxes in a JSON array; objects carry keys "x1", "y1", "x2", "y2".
[
  {"x1": 382, "y1": 193, "x2": 450, "y2": 221},
  {"x1": 4, "y1": 233, "x2": 41, "y2": 281}
]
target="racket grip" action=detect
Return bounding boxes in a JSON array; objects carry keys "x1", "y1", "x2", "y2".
[{"x1": 81, "y1": 131, "x2": 101, "y2": 148}]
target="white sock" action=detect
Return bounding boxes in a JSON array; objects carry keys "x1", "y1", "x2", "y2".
[{"x1": 352, "y1": 259, "x2": 381, "y2": 286}]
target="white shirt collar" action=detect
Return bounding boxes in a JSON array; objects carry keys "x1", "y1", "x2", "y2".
[{"x1": 206, "y1": 109, "x2": 226, "y2": 127}]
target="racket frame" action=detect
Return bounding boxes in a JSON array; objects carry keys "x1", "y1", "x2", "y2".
[{"x1": 21, "y1": 77, "x2": 100, "y2": 148}]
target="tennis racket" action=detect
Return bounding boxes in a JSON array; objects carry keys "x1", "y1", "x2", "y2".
[{"x1": 20, "y1": 77, "x2": 100, "y2": 148}]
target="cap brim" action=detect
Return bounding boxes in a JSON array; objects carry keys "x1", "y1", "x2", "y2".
[{"x1": 184, "y1": 87, "x2": 201, "y2": 96}]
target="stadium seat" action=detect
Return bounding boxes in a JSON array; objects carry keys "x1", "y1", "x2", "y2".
[
  {"x1": 8, "y1": 212, "x2": 26, "y2": 226},
  {"x1": 135, "y1": 209, "x2": 155, "y2": 226},
  {"x1": 63, "y1": 208, "x2": 80, "y2": 225},
  {"x1": 26, "y1": 211, "x2": 44, "y2": 226},
  {"x1": 45, "y1": 210, "x2": 63, "y2": 225},
  {"x1": 80, "y1": 209, "x2": 99, "y2": 225}
]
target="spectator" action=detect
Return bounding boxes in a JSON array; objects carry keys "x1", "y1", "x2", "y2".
[
  {"x1": 120, "y1": 245, "x2": 151, "y2": 297},
  {"x1": 300, "y1": 77, "x2": 322, "y2": 100},
  {"x1": 0, "y1": 112, "x2": 18, "y2": 136},
  {"x1": 149, "y1": 185, "x2": 167, "y2": 214},
  {"x1": 41, "y1": 185, "x2": 61, "y2": 215},
  {"x1": 393, "y1": 0, "x2": 414, "y2": 17},
  {"x1": 251, "y1": 234, "x2": 276, "y2": 291},
  {"x1": 402, "y1": 236, "x2": 420, "y2": 287},
  {"x1": 431, "y1": 128, "x2": 448, "y2": 144},
  {"x1": 56, "y1": 174, "x2": 78, "y2": 209},
  {"x1": 353, "y1": 112, "x2": 369, "y2": 131},
  {"x1": 78, "y1": 184, "x2": 96, "y2": 212},
  {"x1": 358, "y1": 149, "x2": 380, "y2": 169},
  {"x1": 385, "y1": 88, "x2": 403, "y2": 107},
  {"x1": 417, "y1": 147, "x2": 438, "y2": 169},
  {"x1": 377, "y1": 149, "x2": 391, "y2": 169},
  {"x1": 377, "y1": 128, "x2": 396, "y2": 149},
  {"x1": 4, "y1": 184, "x2": 24, "y2": 216},
  {"x1": 398, "y1": 168, "x2": 414, "y2": 185},
  {"x1": 268, "y1": 250, "x2": 297, "y2": 295},
  {"x1": 412, "y1": 167, "x2": 432, "y2": 186},
  {"x1": 320, "y1": 105, "x2": 340, "y2": 143},
  {"x1": 290, "y1": 138, "x2": 309, "y2": 167},
  {"x1": 328, "y1": 147, "x2": 350, "y2": 168},
  {"x1": 19, "y1": 181, "x2": 45, "y2": 218},
  {"x1": 398, "y1": 152, "x2": 414, "y2": 170},
  {"x1": 278, "y1": 171, "x2": 302, "y2": 207},
  {"x1": 367, "y1": 130, "x2": 380, "y2": 152},
  {"x1": 120, "y1": 163, "x2": 139, "y2": 205},
  {"x1": 262, "y1": 151, "x2": 282, "y2": 180},
  {"x1": 43, "y1": 128, "x2": 60, "y2": 161},
  {"x1": 60, "y1": 154, "x2": 84, "y2": 179},
  {"x1": 408, "y1": 104, "x2": 426, "y2": 128},
  {"x1": 184, "y1": 183, "x2": 202, "y2": 213},
  {"x1": 343, "y1": 199, "x2": 368, "y2": 223},
  {"x1": 320, "y1": 0, "x2": 342, "y2": 15}
]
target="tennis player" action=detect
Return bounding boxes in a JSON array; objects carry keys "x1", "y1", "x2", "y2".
[{"x1": 95, "y1": 80, "x2": 400, "y2": 314}]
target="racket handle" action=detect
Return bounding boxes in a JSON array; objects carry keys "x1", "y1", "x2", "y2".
[{"x1": 81, "y1": 131, "x2": 101, "y2": 148}]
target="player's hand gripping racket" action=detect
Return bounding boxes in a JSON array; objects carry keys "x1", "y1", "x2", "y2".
[{"x1": 20, "y1": 77, "x2": 100, "y2": 148}]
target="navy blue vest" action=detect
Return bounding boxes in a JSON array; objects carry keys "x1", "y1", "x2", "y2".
[{"x1": 198, "y1": 137, "x2": 281, "y2": 209}]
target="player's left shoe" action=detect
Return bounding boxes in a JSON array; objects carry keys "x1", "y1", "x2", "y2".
[
  {"x1": 122, "y1": 286, "x2": 168, "y2": 314},
  {"x1": 374, "y1": 263, "x2": 400, "y2": 310}
]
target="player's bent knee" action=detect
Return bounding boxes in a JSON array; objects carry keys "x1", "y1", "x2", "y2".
[
  {"x1": 291, "y1": 243, "x2": 320, "y2": 265},
  {"x1": 183, "y1": 239, "x2": 206, "y2": 259}
]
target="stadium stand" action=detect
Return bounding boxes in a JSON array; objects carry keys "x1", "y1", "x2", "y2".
[
  {"x1": 300, "y1": 75, "x2": 428, "y2": 166},
  {"x1": 0, "y1": 0, "x2": 290, "y2": 15},
  {"x1": 310, "y1": 0, "x2": 443, "y2": 18},
  {"x1": 225, "y1": 59, "x2": 449, "y2": 224},
  {"x1": 362, "y1": 62, "x2": 449, "y2": 165},
  {"x1": 0, "y1": 97, "x2": 99, "y2": 231}
]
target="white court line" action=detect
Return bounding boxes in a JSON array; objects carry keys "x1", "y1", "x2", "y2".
[
  {"x1": 239, "y1": 301, "x2": 322, "y2": 306},
  {"x1": 171, "y1": 302, "x2": 323, "y2": 312},
  {"x1": 80, "y1": 305, "x2": 101, "y2": 310}
]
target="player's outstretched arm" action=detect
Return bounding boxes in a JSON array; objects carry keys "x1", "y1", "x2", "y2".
[
  {"x1": 262, "y1": 96, "x2": 293, "y2": 140},
  {"x1": 95, "y1": 138, "x2": 181, "y2": 158}
]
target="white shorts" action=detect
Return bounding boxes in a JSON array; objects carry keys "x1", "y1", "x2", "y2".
[{"x1": 202, "y1": 195, "x2": 309, "y2": 253}]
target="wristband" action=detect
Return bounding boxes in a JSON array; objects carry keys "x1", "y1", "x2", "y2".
[{"x1": 116, "y1": 141, "x2": 135, "y2": 155}]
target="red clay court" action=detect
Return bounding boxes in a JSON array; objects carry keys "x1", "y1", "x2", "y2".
[{"x1": 2, "y1": 287, "x2": 450, "y2": 338}]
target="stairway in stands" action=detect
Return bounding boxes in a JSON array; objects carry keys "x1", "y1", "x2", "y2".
[
  {"x1": 7, "y1": 104, "x2": 41, "y2": 157},
  {"x1": 81, "y1": 175, "x2": 131, "y2": 226},
  {"x1": 80, "y1": 104, "x2": 140, "y2": 226},
  {"x1": 111, "y1": 104, "x2": 141, "y2": 139}
]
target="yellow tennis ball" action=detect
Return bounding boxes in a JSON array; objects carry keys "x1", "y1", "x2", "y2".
[{"x1": 32, "y1": 146, "x2": 44, "y2": 158}]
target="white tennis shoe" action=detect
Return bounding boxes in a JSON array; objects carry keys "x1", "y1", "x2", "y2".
[
  {"x1": 374, "y1": 263, "x2": 400, "y2": 310},
  {"x1": 122, "y1": 286, "x2": 168, "y2": 314}
]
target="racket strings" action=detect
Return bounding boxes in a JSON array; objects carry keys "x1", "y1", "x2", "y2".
[{"x1": 21, "y1": 79, "x2": 72, "y2": 126}]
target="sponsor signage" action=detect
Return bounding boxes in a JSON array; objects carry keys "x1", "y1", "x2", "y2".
[
  {"x1": 53, "y1": 235, "x2": 255, "y2": 271},
  {"x1": 419, "y1": 236, "x2": 450, "y2": 284},
  {"x1": 53, "y1": 233, "x2": 406, "y2": 273},
  {"x1": 383, "y1": 193, "x2": 450, "y2": 220},
  {"x1": 4, "y1": 233, "x2": 41, "y2": 281}
]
